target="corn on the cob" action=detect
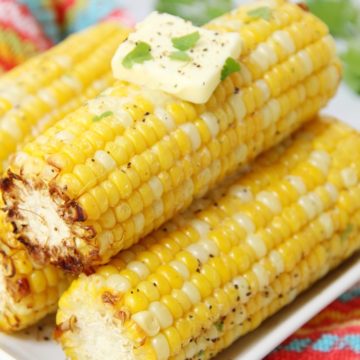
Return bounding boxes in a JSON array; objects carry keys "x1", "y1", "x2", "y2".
[
  {"x1": 0, "y1": 22, "x2": 130, "y2": 332},
  {"x1": 2, "y1": 1, "x2": 341, "y2": 273},
  {"x1": 56, "y1": 117, "x2": 360, "y2": 360},
  {"x1": 0, "y1": 21, "x2": 130, "y2": 171}
]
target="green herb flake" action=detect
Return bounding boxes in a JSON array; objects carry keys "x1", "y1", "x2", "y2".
[
  {"x1": 172, "y1": 31, "x2": 200, "y2": 51},
  {"x1": 214, "y1": 320, "x2": 224, "y2": 332},
  {"x1": 247, "y1": 6, "x2": 272, "y2": 21},
  {"x1": 197, "y1": 350, "x2": 205, "y2": 358},
  {"x1": 122, "y1": 42, "x2": 153, "y2": 69},
  {"x1": 341, "y1": 224, "x2": 354, "y2": 241},
  {"x1": 221, "y1": 57, "x2": 241, "y2": 81},
  {"x1": 169, "y1": 50, "x2": 191, "y2": 62},
  {"x1": 93, "y1": 111, "x2": 113, "y2": 122}
]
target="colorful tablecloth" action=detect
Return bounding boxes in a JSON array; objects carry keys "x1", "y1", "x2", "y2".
[
  {"x1": 0, "y1": 0, "x2": 51, "y2": 71},
  {"x1": 268, "y1": 286, "x2": 360, "y2": 359},
  {"x1": 0, "y1": 1, "x2": 359, "y2": 359}
]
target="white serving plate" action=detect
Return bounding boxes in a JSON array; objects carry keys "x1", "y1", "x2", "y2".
[{"x1": 0, "y1": 83, "x2": 359, "y2": 360}]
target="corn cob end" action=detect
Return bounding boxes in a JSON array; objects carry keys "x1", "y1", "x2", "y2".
[
  {"x1": 1, "y1": 171, "x2": 97, "y2": 273},
  {"x1": 56, "y1": 275, "x2": 141, "y2": 360},
  {"x1": 0, "y1": 202, "x2": 72, "y2": 331}
]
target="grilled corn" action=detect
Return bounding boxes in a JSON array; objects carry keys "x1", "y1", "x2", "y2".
[
  {"x1": 2, "y1": 1, "x2": 341, "y2": 272},
  {"x1": 56, "y1": 116, "x2": 360, "y2": 360}
]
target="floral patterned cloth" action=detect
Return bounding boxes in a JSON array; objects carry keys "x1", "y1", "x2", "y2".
[
  {"x1": 267, "y1": 287, "x2": 360, "y2": 359},
  {"x1": 0, "y1": 0, "x2": 51, "y2": 71},
  {"x1": 0, "y1": 0, "x2": 135, "y2": 71}
]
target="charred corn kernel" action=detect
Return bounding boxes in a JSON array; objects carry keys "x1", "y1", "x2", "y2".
[
  {"x1": 57, "y1": 118, "x2": 360, "y2": 360},
  {"x1": 4, "y1": 1, "x2": 341, "y2": 273}
]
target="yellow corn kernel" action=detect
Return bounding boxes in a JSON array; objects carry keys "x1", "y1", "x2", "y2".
[
  {"x1": 29, "y1": 270, "x2": 47, "y2": 294},
  {"x1": 147, "y1": 274, "x2": 171, "y2": 296},
  {"x1": 123, "y1": 291, "x2": 149, "y2": 313},
  {"x1": 164, "y1": 326, "x2": 182, "y2": 355},
  {"x1": 43, "y1": 266, "x2": 59, "y2": 287},
  {"x1": 109, "y1": 170, "x2": 133, "y2": 199},
  {"x1": 12, "y1": 253, "x2": 33, "y2": 275},
  {"x1": 137, "y1": 281, "x2": 160, "y2": 302},
  {"x1": 161, "y1": 295, "x2": 184, "y2": 320}
]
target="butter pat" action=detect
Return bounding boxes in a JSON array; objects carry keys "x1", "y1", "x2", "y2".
[{"x1": 111, "y1": 12, "x2": 242, "y2": 104}]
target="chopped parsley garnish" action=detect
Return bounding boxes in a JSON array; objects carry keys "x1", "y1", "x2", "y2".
[
  {"x1": 122, "y1": 42, "x2": 153, "y2": 69},
  {"x1": 93, "y1": 111, "x2": 113, "y2": 122},
  {"x1": 172, "y1": 31, "x2": 200, "y2": 51},
  {"x1": 214, "y1": 320, "x2": 224, "y2": 332},
  {"x1": 197, "y1": 350, "x2": 205, "y2": 357},
  {"x1": 247, "y1": 6, "x2": 272, "y2": 21},
  {"x1": 341, "y1": 224, "x2": 354, "y2": 241},
  {"x1": 221, "y1": 57, "x2": 241, "y2": 81},
  {"x1": 169, "y1": 50, "x2": 191, "y2": 61}
]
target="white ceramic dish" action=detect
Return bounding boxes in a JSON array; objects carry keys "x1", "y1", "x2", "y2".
[{"x1": 0, "y1": 83, "x2": 359, "y2": 360}]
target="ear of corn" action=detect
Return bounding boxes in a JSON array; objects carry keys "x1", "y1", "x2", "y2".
[
  {"x1": 0, "y1": 22, "x2": 130, "y2": 332},
  {"x1": 56, "y1": 117, "x2": 360, "y2": 360},
  {"x1": 2, "y1": 1, "x2": 341, "y2": 273}
]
